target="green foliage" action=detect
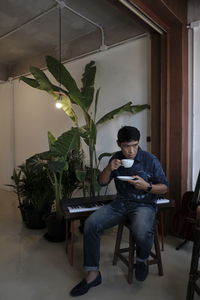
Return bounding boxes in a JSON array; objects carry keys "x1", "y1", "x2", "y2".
[
  {"x1": 20, "y1": 56, "x2": 149, "y2": 197},
  {"x1": 48, "y1": 131, "x2": 56, "y2": 149},
  {"x1": 29, "y1": 66, "x2": 54, "y2": 92},
  {"x1": 7, "y1": 163, "x2": 54, "y2": 211},
  {"x1": 20, "y1": 163, "x2": 54, "y2": 211},
  {"x1": 50, "y1": 128, "x2": 80, "y2": 157},
  {"x1": 6, "y1": 168, "x2": 22, "y2": 206},
  {"x1": 27, "y1": 128, "x2": 82, "y2": 220},
  {"x1": 59, "y1": 94, "x2": 78, "y2": 124},
  {"x1": 81, "y1": 61, "x2": 96, "y2": 110},
  {"x1": 62, "y1": 150, "x2": 84, "y2": 199},
  {"x1": 46, "y1": 56, "x2": 81, "y2": 101},
  {"x1": 96, "y1": 102, "x2": 149, "y2": 125}
]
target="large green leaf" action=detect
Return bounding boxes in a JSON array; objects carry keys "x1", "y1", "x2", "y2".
[
  {"x1": 59, "y1": 94, "x2": 78, "y2": 124},
  {"x1": 129, "y1": 104, "x2": 150, "y2": 113},
  {"x1": 75, "y1": 170, "x2": 87, "y2": 182},
  {"x1": 81, "y1": 61, "x2": 96, "y2": 111},
  {"x1": 34, "y1": 151, "x2": 52, "y2": 161},
  {"x1": 76, "y1": 126, "x2": 89, "y2": 139},
  {"x1": 29, "y1": 66, "x2": 54, "y2": 92},
  {"x1": 20, "y1": 77, "x2": 40, "y2": 89},
  {"x1": 20, "y1": 76, "x2": 69, "y2": 97},
  {"x1": 26, "y1": 151, "x2": 51, "y2": 171},
  {"x1": 46, "y1": 56, "x2": 82, "y2": 103},
  {"x1": 46, "y1": 56, "x2": 78, "y2": 92},
  {"x1": 50, "y1": 85, "x2": 69, "y2": 95},
  {"x1": 94, "y1": 88, "x2": 100, "y2": 123},
  {"x1": 48, "y1": 131, "x2": 56, "y2": 150},
  {"x1": 46, "y1": 56, "x2": 95, "y2": 115},
  {"x1": 51, "y1": 92, "x2": 78, "y2": 124},
  {"x1": 47, "y1": 160, "x2": 67, "y2": 173},
  {"x1": 96, "y1": 102, "x2": 149, "y2": 125},
  {"x1": 51, "y1": 128, "x2": 80, "y2": 158}
]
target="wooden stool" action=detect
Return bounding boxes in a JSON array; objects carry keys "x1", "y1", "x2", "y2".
[{"x1": 113, "y1": 220, "x2": 163, "y2": 283}]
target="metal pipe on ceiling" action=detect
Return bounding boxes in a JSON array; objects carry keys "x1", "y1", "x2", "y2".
[
  {"x1": 55, "y1": 0, "x2": 107, "y2": 50},
  {"x1": 4, "y1": 33, "x2": 148, "y2": 82}
]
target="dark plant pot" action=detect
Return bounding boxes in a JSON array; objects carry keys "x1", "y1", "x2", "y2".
[
  {"x1": 44, "y1": 214, "x2": 66, "y2": 242},
  {"x1": 24, "y1": 207, "x2": 46, "y2": 229},
  {"x1": 18, "y1": 204, "x2": 26, "y2": 222}
]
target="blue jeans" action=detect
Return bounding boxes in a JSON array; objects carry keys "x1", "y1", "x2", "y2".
[{"x1": 83, "y1": 199, "x2": 156, "y2": 271}]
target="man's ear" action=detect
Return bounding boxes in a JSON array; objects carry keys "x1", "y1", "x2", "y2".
[{"x1": 117, "y1": 140, "x2": 121, "y2": 147}]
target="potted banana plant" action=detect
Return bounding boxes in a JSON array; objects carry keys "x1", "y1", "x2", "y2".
[
  {"x1": 27, "y1": 127, "x2": 81, "y2": 241},
  {"x1": 20, "y1": 57, "x2": 149, "y2": 197}
]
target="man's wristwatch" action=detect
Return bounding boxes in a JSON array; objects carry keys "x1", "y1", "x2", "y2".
[{"x1": 146, "y1": 182, "x2": 152, "y2": 193}]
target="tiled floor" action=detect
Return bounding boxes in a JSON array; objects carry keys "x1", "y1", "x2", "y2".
[{"x1": 0, "y1": 189, "x2": 199, "y2": 300}]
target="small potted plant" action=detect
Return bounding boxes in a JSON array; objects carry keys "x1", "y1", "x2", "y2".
[
  {"x1": 20, "y1": 162, "x2": 54, "y2": 229},
  {"x1": 7, "y1": 161, "x2": 54, "y2": 229}
]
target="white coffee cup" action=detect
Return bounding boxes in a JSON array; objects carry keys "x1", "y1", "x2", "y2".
[{"x1": 121, "y1": 159, "x2": 134, "y2": 168}]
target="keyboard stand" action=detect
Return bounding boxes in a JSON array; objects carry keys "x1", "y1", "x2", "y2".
[{"x1": 65, "y1": 216, "x2": 88, "y2": 266}]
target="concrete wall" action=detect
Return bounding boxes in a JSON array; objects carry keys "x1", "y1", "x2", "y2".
[
  {"x1": 0, "y1": 36, "x2": 151, "y2": 194},
  {"x1": 188, "y1": 0, "x2": 200, "y2": 23}
]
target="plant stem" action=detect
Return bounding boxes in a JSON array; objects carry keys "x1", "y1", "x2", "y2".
[
  {"x1": 89, "y1": 140, "x2": 96, "y2": 197},
  {"x1": 53, "y1": 173, "x2": 63, "y2": 220}
]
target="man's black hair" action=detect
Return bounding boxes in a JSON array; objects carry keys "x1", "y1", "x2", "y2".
[{"x1": 117, "y1": 126, "x2": 140, "y2": 143}]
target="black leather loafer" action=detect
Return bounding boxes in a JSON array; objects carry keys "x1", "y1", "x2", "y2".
[
  {"x1": 70, "y1": 272, "x2": 102, "y2": 297},
  {"x1": 135, "y1": 261, "x2": 149, "y2": 281}
]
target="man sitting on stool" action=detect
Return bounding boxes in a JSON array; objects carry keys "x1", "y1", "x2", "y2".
[{"x1": 70, "y1": 126, "x2": 168, "y2": 297}]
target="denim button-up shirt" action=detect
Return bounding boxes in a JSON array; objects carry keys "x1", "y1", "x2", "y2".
[{"x1": 107, "y1": 147, "x2": 169, "y2": 204}]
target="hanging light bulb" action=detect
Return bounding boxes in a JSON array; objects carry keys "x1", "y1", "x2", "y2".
[{"x1": 55, "y1": 94, "x2": 63, "y2": 109}]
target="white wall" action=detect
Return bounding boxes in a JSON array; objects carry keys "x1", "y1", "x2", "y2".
[
  {"x1": 0, "y1": 81, "x2": 14, "y2": 190},
  {"x1": 0, "y1": 35, "x2": 151, "y2": 193},
  {"x1": 188, "y1": 21, "x2": 200, "y2": 190}
]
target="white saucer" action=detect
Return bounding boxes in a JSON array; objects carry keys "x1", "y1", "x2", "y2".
[{"x1": 117, "y1": 176, "x2": 133, "y2": 181}]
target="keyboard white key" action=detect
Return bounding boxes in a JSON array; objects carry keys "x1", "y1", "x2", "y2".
[
  {"x1": 67, "y1": 204, "x2": 103, "y2": 213},
  {"x1": 156, "y1": 198, "x2": 170, "y2": 204},
  {"x1": 67, "y1": 199, "x2": 170, "y2": 213}
]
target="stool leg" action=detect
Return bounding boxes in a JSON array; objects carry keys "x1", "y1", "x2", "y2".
[
  {"x1": 154, "y1": 224, "x2": 164, "y2": 276},
  {"x1": 186, "y1": 227, "x2": 200, "y2": 300},
  {"x1": 127, "y1": 232, "x2": 134, "y2": 284},
  {"x1": 159, "y1": 212, "x2": 165, "y2": 251},
  {"x1": 65, "y1": 220, "x2": 69, "y2": 254},
  {"x1": 113, "y1": 224, "x2": 124, "y2": 265}
]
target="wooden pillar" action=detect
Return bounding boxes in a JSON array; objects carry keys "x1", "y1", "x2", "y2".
[{"x1": 128, "y1": 0, "x2": 188, "y2": 210}]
